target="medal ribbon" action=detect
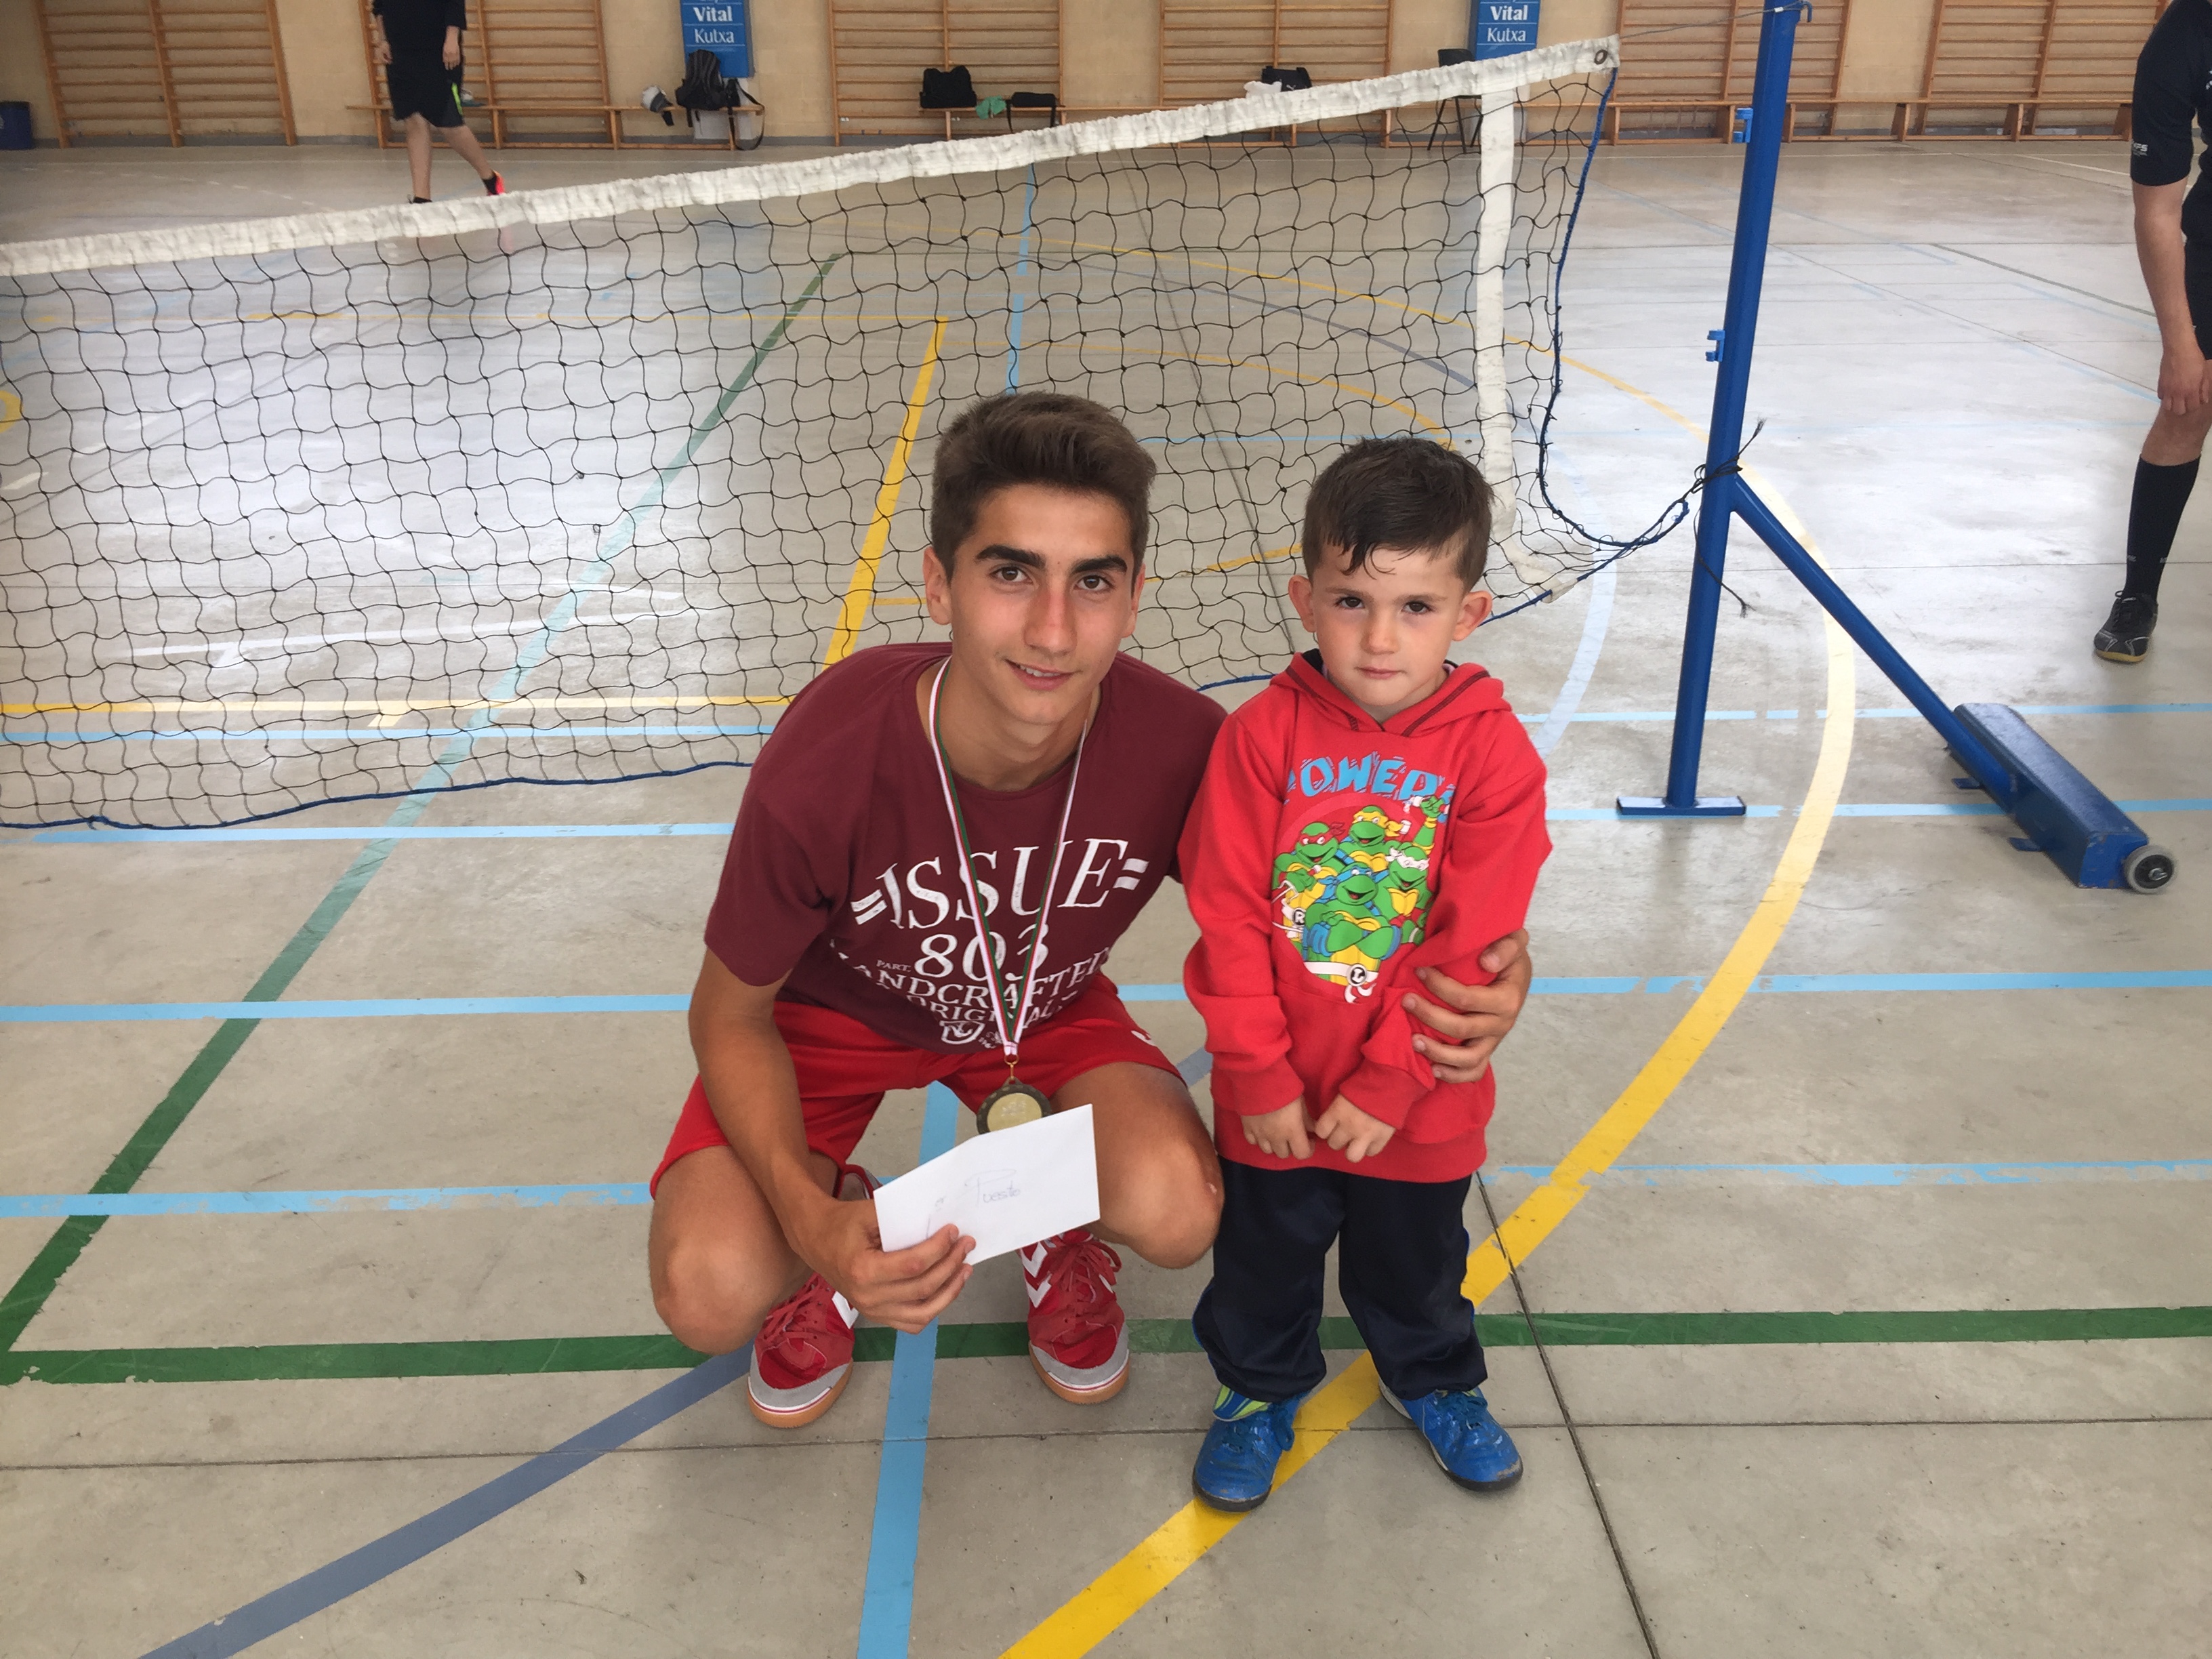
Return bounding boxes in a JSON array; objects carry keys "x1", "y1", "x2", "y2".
[{"x1": 926, "y1": 660, "x2": 1090, "y2": 1069}]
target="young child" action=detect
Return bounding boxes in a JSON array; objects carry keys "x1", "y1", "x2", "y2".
[{"x1": 1178, "y1": 437, "x2": 1552, "y2": 1512}]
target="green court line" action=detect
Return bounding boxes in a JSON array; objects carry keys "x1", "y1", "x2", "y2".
[
  {"x1": 0, "y1": 819, "x2": 424, "y2": 1353},
  {"x1": 0, "y1": 278, "x2": 834, "y2": 1358},
  {"x1": 7, "y1": 1307, "x2": 2207, "y2": 1385}
]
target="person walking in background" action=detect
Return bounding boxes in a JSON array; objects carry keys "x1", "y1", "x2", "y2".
[
  {"x1": 370, "y1": 0, "x2": 506, "y2": 204},
  {"x1": 2100, "y1": 0, "x2": 2212, "y2": 662}
]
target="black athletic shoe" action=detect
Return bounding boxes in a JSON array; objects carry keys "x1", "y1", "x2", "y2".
[{"x1": 2093, "y1": 592, "x2": 2157, "y2": 663}]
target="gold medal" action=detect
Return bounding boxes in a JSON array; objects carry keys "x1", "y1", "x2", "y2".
[
  {"x1": 926, "y1": 661, "x2": 1094, "y2": 1138},
  {"x1": 978, "y1": 1077, "x2": 1052, "y2": 1133}
]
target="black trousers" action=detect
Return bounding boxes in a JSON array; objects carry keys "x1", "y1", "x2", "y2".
[{"x1": 1193, "y1": 1161, "x2": 1487, "y2": 1404}]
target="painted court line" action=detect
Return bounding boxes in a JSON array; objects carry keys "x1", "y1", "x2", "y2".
[
  {"x1": 1530, "y1": 559, "x2": 1616, "y2": 760},
  {"x1": 11, "y1": 1307, "x2": 2212, "y2": 1389},
  {"x1": 857, "y1": 1082, "x2": 962, "y2": 1659},
  {"x1": 827, "y1": 318, "x2": 945, "y2": 668},
  {"x1": 135, "y1": 1350, "x2": 750, "y2": 1658},
  {"x1": 996, "y1": 472, "x2": 1866, "y2": 1658},
  {"x1": 12, "y1": 1158, "x2": 2209, "y2": 1220},
  {"x1": 7, "y1": 971, "x2": 2205, "y2": 1025},
  {"x1": 0, "y1": 273, "x2": 832, "y2": 1359},
  {"x1": 27, "y1": 797, "x2": 2210, "y2": 844},
  {"x1": 2, "y1": 725, "x2": 775, "y2": 743}
]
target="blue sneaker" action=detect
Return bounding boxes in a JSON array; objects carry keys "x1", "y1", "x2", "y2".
[
  {"x1": 1190, "y1": 1386, "x2": 1307, "y2": 1513},
  {"x1": 1388, "y1": 1387, "x2": 1523, "y2": 1491}
]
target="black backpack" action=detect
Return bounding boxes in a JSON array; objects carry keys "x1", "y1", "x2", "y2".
[
  {"x1": 677, "y1": 49, "x2": 734, "y2": 112},
  {"x1": 1260, "y1": 65, "x2": 1313, "y2": 91},
  {"x1": 920, "y1": 65, "x2": 977, "y2": 109}
]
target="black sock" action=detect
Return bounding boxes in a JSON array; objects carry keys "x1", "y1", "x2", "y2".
[
  {"x1": 2123, "y1": 455, "x2": 2198, "y2": 600},
  {"x1": 410, "y1": 195, "x2": 430, "y2": 203},
  {"x1": 481, "y1": 171, "x2": 499, "y2": 192}
]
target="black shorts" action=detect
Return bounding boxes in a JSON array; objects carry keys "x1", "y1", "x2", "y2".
[
  {"x1": 387, "y1": 53, "x2": 466, "y2": 128},
  {"x1": 2186, "y1": 242, "x2": 2212, "y2": 357}
]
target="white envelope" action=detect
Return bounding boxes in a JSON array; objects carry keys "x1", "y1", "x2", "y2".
[{"x1": 872, "y1": 1104, "x2": 1100, "y2": 1265}]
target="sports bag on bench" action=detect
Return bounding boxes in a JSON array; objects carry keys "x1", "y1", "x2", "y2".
[
  {"x1": 677, "y1": 49, "x2": 734, "y2": 112},
  {"x1": 920, "y1": 65, "x2": 977, "y2": 109}
]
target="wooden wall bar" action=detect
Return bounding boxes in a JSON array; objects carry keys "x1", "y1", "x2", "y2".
[{"x1": 35, "y1": 0, "x2": 295, "y2": 146}]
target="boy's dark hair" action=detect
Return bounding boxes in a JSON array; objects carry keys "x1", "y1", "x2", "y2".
[
  {"x1": 930, "y1": 392, "x2": 1158, "y2": 567},
  {"x1": 1300, "y1": 436, "x2": 1492, "y2": 586}
]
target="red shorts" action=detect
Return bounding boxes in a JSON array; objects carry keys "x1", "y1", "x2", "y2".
[{"x1": 649, "y1": 975, "x2": 1178, "y2": 1194}]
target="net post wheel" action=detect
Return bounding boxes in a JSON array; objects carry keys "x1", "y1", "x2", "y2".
[{"x1": 979, "y1": 1078, "x2": 1052, "y2": 1132}]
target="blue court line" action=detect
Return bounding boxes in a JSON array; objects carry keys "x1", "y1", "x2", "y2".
[
  {"x1": 9, "y1": 972, "x2": 2206, "y2": 1024},
  {"x1": 0, "y1": 995, "x2": 693, "y2": 1022},
  {"x1": 136, "y1": 1349, "x2": 750, "y2": 1658},
  {"x1": 27, "y1": 798, "x2": 2210, "y2": 844},
  {"x1": 18, "y1": 1158, "x2": 2212, "y2": 1221},
  {"x1": 30, "y1": 823, "x2": 738, "y2": 842},
  {"x1": 13, "y1": 700, "x2": 2205, "y2": 752},
  {"x1": 856, "y1": 1081, "x2": 962, "y2": 1659},
  {"x1": 2, "y1": 725, "x2": 773, "y2": 743},
  {"x1": 0, "y1": 1184, "x2": 653, "y2": 1217}
]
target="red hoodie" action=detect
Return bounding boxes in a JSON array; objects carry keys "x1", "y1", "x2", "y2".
[{"x1": 1180, "y1": 650, "x2": 1551, "y2": 1183}]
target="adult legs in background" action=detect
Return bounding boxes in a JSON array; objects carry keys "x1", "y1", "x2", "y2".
[
  {"x1": 2098, "y1": 251, "x2": 2212, "y2": 661},
  {"x1": 402, "y1": 110, "x2": 500, "y2": 203}
]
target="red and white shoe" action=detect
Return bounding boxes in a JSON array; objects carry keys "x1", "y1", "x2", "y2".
[
  {"x1": 1021, "y1": 1227, "x2": 1129, "y2": 1404},
  {"x1": 746, "y1": 1162, "x2": 876, "y2": 1429}
]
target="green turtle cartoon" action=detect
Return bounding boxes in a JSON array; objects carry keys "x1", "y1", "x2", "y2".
[{"x1": 1274, "y1": 821, "x2": 1345, "y2": 926}]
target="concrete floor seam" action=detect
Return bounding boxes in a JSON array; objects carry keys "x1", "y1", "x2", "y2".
[{"x1": 1479, "y1": 1167, "x2": 1666, "y2": 1659}]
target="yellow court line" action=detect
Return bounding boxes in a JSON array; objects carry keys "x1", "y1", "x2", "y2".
[
  {"x1": 999, "y1": 452, "x2": 1859, "y2": 1659},
  {"x1": 0, "y1": 386, "x2": 21, "y2": 435},
  {"x1": 825, "y1": 317, "x2": 945, "y2": 668}
]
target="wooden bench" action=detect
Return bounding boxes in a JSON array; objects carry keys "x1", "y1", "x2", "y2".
[{"x1": 354, "y1": 99, "x2": 764, "y2": 150}]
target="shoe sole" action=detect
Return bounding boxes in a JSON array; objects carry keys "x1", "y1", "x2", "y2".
[
  {"x1": 1190, "y1": 1477, "x2": 1269, "y2": 1514},
  {"x1": 2093, "y1": 644, "x2": 2147, "y2": 663},
  {"x1": 747, "y1": 1361, "x2": 852, "y2": 1429},
  {"x1": 1031, "y1": 1345, "x2": 1130, "y2": 1404},
  {"x1": 1385, "y1": 1391, "x2": 1523, "y2": 1492}
]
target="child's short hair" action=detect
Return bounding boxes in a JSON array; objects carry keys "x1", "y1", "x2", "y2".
[
  {"x1": 930, "y1": 391, "x2": 1158, "y2": 568},
  {"x1": 1301, "y1": 436, "x2": 1492, "y2": 586}
]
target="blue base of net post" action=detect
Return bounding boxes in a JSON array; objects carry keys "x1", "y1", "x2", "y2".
[{"x1": 1611, "y1": 3, "x2": 2171, "y2": 893}]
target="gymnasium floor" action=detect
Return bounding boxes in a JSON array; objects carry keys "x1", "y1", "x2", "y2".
[{"x1": 3, "y1": 129, "x2": 2209, "y2": 1658}]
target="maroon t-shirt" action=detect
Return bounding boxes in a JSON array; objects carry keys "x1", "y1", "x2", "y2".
[{"x1": 705, "y1": 643, "x2": 1226, "y2": 1052}]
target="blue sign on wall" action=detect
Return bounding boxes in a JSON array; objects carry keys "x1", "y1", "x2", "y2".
[
  {"x1": 681, "y1": 0, "x2": 752, "y2": 78},
  {"x1": 1472, "y1": 0, "x2": 1540, "y2": 59}
]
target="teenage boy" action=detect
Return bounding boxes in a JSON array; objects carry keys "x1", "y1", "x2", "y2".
[
  {"x1": 1179, "y1": 438, "x2": 1551, "y2": 1511},
  {"x1": 369, "y1": 0, "x2": 506, "y2": 204},
  {"x1": 2098, "y1": 0, "x2": 2212, "y2": 661},
  {"x1": 648, "y1": 394, "x2": 1537, "y2": 1430}
]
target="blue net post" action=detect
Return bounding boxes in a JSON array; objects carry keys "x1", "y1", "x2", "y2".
[
  {"x1": 1610, "y1": 3, "x2": 2168, "y2": 892},
  {"x1": 1618, "y1": 1, "x2": 1803, "y2": 818}
]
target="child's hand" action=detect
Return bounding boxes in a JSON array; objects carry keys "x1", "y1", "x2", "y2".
[
  {"x1": 1311, "y1": 1096, "x2": 1395, "y2": 1163},
  {"x1": 1242, "y1": 1099, "x2": 1313, "y2": 1160}
]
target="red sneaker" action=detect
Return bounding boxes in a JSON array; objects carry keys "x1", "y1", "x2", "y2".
[
  {"x1": 746, "y1": 1273, "x2": 857, "y2": 1427},
  {"x1": 1021, "y1": 1227, "x2": 1129, "y2": 1404},
  {"x1": 745, "y1": 1161, "x2": 875, "y2": 1429},
  {"x1": 483, "y1": 171, "x2": 506, "y2": 195}
]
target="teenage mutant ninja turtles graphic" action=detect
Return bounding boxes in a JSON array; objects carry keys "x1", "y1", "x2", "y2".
[{"x1": 1272, "y1": 792, "x2": 1452, "y2": 1000}]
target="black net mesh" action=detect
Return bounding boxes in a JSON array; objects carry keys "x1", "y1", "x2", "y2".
[{"x1": 0, "y1": 56, "x2": 1622, "y2": 827}]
